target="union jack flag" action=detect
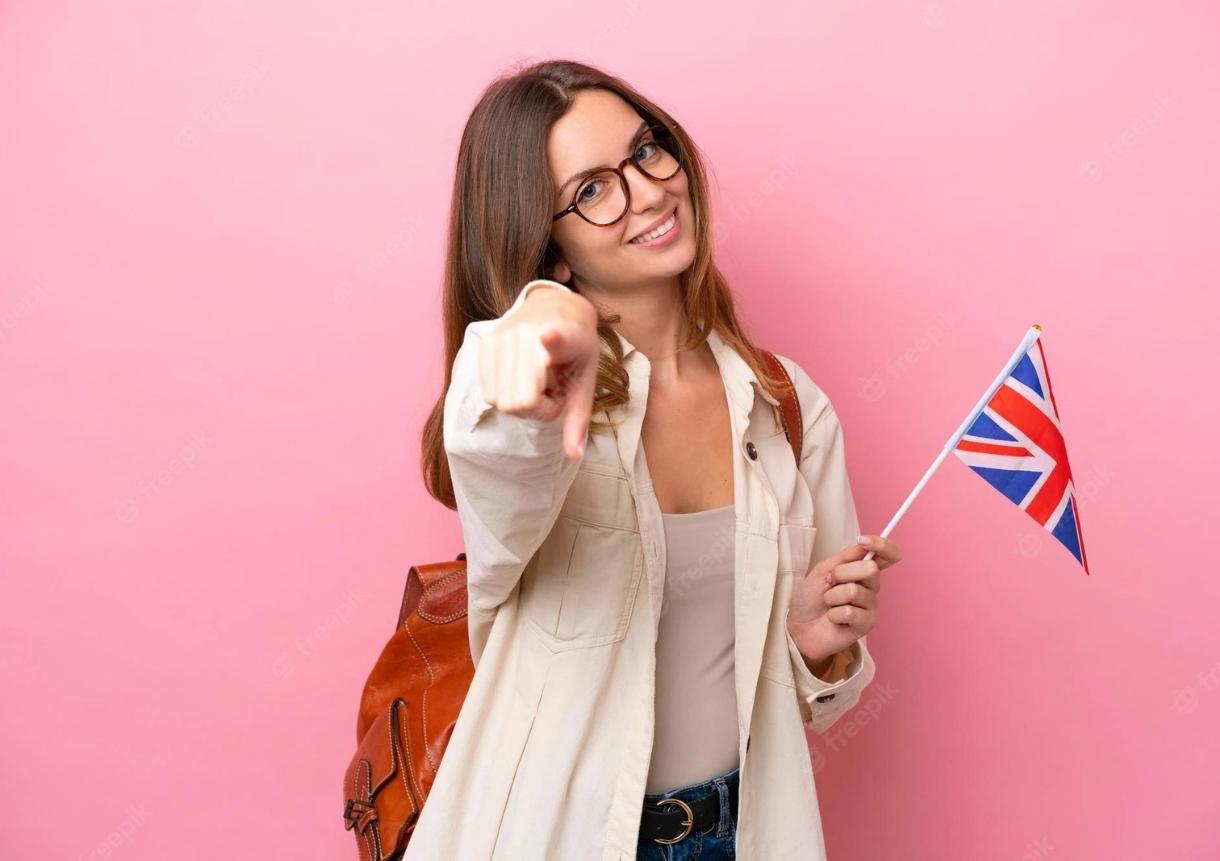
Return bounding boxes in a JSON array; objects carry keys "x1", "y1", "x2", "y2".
[{"x1": 952, "y1": 336, "x2": 1091, "y2": 574}]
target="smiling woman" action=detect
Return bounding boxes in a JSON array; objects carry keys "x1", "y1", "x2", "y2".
[
  {"x1": 404, "y1": 59, "x2": 894, "y2": 861},
  {"x1": 543, "y1": 87, "x2": 700, "y2": 301},
  {"x1": 551, "y1": 118, "x2": 685, "y2": 241}
]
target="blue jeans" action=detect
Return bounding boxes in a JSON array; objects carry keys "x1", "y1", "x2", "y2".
[{"x1": 636, "y1": 764, "x2": 739, "y2": 860}]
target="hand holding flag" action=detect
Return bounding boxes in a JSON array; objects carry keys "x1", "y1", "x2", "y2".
[
  {"x1": 787, "y1": 324, "x2": 1090, "y2": 680},
  {"x1": 787, "y1": 534, "x2": 904, "y2": 671}
]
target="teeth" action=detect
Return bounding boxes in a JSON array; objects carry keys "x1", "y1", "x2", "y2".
[{"x1": 630, "y1": 211, "x2": 676, "y2": 244}]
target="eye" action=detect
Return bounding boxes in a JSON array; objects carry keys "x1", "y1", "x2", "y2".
[
  {"x1": 633, "y1": 141, "x2": 658, "y2": 161},
  {"x1": 577, "y1": 178, "x2": 605, "y2": 202}
]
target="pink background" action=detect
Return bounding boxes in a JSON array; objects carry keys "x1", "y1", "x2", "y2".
[{"x1": 3, "y1": 2, "x2": 1217, "y2": 858}]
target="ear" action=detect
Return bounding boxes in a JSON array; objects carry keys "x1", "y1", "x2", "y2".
[{"x1": 549, "y1": 259, "x2": 572, "y2": 283}]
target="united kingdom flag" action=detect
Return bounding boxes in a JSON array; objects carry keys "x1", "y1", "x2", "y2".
[{"x1": 952, "y1": 336, "x2": 1091, "y2": 574}]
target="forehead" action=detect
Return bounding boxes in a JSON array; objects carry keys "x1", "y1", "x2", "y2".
[{"x1": 547, "y1": 89, "x2": 646, "y2": 182}]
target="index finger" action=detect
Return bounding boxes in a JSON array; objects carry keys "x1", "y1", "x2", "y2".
[
  {"x1": 860, "y1": 533, "x2": 903, "y2": 566},
  {"x1": 809, "y1": 541, "x2": 872, "y2": 580},
  {"x1": 560, "y1": 363, "x2": 594, "y2": 461}
]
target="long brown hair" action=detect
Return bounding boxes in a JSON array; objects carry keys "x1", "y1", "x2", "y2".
[{"x1": 422, "y1": 59, "x2": 790, "y2": 509}]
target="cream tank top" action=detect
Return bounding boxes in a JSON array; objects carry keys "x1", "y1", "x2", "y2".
[{"x1": 644, "y1": 500, "x2": 739, "y2": 794}]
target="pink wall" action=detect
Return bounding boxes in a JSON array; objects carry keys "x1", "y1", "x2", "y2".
[{"x1": 3, "y1": 2, "x2": 1217, "y2": 858}]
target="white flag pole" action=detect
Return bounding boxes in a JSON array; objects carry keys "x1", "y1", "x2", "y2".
[{"x1": 862, "y1": 324, "x2": 1044, "y2": 563}]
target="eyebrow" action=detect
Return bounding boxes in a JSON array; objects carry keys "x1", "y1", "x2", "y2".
[{"x1": 558, "y1": 120, "x2": 652, "y2": 195}]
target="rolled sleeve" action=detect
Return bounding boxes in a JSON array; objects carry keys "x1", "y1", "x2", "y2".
[
  {"x1": 787, "y1": 633, "x2": 877, "y2": 734},
  {"x1": 442, "y1": 278, "x2": 583, "y2": 627},
  {"x1": 779, "y1": 355, "x2": 880, "y2": 734}
]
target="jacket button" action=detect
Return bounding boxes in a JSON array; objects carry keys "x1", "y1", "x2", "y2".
[
  {"x1": 814, "y1": 693, "x2": 836, "y2": 703},
  {"x1": 745, "y1": 441, "x2": 758, "y2": 460}
]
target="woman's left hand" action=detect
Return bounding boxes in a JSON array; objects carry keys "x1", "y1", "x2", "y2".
[{"x1": 786, "y1": 534, "x2": 904, "y2": 669}]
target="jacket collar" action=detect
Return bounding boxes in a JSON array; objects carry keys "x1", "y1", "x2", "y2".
[{"x1": 610, "y1": 325, "x2": 782, "y2": 413}]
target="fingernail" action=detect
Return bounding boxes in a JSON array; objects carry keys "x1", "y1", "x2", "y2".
[{"x1": 857, "y1": 534, "x2": 871, "y2": 546}]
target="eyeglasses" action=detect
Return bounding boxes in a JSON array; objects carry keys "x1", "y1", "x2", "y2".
[{"x1": 552, "y1": 124, "x2": 683, "y2": 227}]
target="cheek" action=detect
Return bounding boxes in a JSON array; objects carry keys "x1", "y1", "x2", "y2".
[
  {"x1": 673, "y1": 175, "x2": 695, "y2": 226},
  {"x1": 554, "y1": 222, "x2": 620, "y2": 266}
]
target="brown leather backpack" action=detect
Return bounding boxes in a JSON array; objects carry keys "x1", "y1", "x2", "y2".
[{"x1": 341, "y1": 350, "x2": 802, "y2": 860}]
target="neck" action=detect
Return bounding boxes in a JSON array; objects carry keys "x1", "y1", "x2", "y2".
[{"x1": 574, "y1": 274, "x2": 711, "y2": 385}]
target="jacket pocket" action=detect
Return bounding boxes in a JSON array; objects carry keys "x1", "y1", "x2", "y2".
[
  {"x1": 519, "y1": 467, "x2": 645, "y2": 651},
  {"x1": 777, "y1": 522, "x2": 817, "y2": 575},
  {"x1": 763, "y1": 523, "x2": 818, "y2": 684}
]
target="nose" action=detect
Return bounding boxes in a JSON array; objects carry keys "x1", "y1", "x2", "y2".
[{"x1": 624, "y1": 163, "x2": 667, "y2": 214}]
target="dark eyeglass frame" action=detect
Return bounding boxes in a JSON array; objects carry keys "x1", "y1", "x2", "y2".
[{"x1": 551, "y1": 123, "x2": 683, "y2": 227}]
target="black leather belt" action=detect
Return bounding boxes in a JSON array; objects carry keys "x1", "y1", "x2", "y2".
[{"x1": 638, "y1": 780, "x2": 739, "y2": 845}]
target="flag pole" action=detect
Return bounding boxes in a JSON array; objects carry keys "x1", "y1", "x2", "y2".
[{"x1": 862, "y1": 324, "x2": 1044, "y2": 563}]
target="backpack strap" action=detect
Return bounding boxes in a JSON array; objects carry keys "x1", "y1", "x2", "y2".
[{"x1": 759, "y1": 350, "x2": 803, "y2": 464}]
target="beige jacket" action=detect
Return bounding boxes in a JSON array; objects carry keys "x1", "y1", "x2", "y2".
[{"x1": 406, "y1": 279, "x2": 876, "y2": 860}]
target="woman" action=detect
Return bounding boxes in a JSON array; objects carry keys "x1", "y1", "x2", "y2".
[{"x1": 417, "y1": 59, "x2": 904, "y2": 860}]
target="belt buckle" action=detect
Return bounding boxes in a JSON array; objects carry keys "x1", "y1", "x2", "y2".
[{"x1": 653, "y1": 797, "x2": 695, "y2": 844}]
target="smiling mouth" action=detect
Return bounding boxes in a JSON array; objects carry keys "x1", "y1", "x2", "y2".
[{"x1": 627, "y1": 208, "x2": 678, "y2": 244}]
